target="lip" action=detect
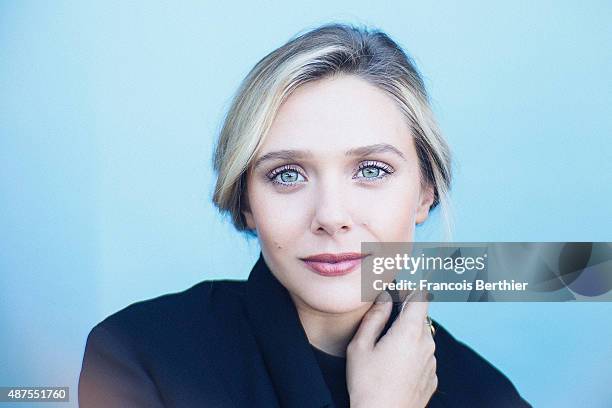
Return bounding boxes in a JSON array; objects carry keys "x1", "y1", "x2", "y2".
[{"x1": 300, "y1": 252, "x2": 369, "y2": 277}]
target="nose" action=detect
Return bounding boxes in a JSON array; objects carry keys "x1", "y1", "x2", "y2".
[{"x1": 310, "y1": 178, "x2": 353, "y2": 237}]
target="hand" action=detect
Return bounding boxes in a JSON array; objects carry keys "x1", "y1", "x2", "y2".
[{"x1": 346, "y1": 290, "x2": 437, "y2": 408}]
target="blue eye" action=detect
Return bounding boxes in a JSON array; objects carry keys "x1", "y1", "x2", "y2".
[
  {"x1": 268, "y1": 166, "x2": 306, "y2": 187},
  {"x1": 355, "y1": 161, "x2": 394, "y2": 181},
  {"x1": 361, "y1": 166, "x2": 381, "y2": 178},
  {"x1": 279, "y1": 170, "x2": 300, "y2": 183}
]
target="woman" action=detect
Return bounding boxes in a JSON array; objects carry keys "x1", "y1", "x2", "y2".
[{"x1": 79, "y1": 23, "x2": 531, "y2": 407}]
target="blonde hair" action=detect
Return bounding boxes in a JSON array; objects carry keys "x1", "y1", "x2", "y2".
[{"x1": 212, "y1": 23, "x2": 453, "y2": 239}]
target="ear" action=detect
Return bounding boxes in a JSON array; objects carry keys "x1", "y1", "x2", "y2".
[
  {"x1": 242, "y1": 208, "x2": 256, "y2": 230},
  {"x1": 240, "y1": 182, "x2": 256, "y2": 230},
  {"x1": 415, "y1": 184, "x2": 435, "y2": 225}
]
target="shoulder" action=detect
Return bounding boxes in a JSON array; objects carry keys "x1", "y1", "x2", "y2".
[
  {"x1": 84, "y1": 279, "x2": 249, "y2": 359},
  {"x1": 79, "y1": 279, "x2": 248, "y2": 408},
  {"x1": 431, "y1": 320, "x2": 531, "y2": 408},
  {"x1": 95, "y1": 279, "x2": 246, "y2": 340}
]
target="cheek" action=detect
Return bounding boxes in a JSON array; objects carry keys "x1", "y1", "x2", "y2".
[
  {"x1": 362, "y1": 183, "x2": 420, "y2": 240},
  {"x1": 249, "y1": 190, "x2": 303, "y2": 251}
]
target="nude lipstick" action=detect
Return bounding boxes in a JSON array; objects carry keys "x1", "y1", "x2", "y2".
[{"x1": 300, "y1": 252, "x2": 368, "y2": 277}]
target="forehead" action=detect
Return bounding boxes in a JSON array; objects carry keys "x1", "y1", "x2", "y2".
[{"x1": 260, "y1": 75, "x2": 412, "y2": 155}]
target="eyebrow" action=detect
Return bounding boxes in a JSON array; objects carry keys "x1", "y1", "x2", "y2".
[{"x1": 253, "y1": 143, "x2": 407, "y2": 169}]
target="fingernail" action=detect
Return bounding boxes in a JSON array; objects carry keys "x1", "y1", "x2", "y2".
[{"x1": 375, "y1": 290, "x2": 392, "y2": 304}]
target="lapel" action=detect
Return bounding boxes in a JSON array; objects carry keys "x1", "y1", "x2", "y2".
[{"x1": 245, "y1": 252, "x2": 334, "y2": 408}]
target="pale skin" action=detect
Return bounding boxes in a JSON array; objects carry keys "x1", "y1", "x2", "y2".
[{"x1": 243, "y1": 74, "x2": 437, "y2": 407}]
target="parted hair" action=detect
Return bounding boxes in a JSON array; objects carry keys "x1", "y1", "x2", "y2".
[{"x1": 212, "y1": 23, "x2": 453, "y2": 238}]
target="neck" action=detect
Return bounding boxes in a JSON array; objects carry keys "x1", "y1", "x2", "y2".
[{"x1": 289, "y1": 293, "x2": 372, "y2": 358}]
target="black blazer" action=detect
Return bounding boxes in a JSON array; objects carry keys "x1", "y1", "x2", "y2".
[{"x1": 78, "y1": 252, "x2": 531, "y2": 407}]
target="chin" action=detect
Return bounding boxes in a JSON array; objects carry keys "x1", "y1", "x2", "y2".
[{"x1": 295, "y1": 281, "x2": 367, "y2": 314}]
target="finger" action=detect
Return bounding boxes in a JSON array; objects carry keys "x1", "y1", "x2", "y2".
[
  {"x1": 427, "y1": 373, "x2": 439, "y2": 397},
  {"x1": 424, "y1": 351, "x2": 437, "y2": 374},
  {"x1": 350, "y1": 290, "x2": 393, "y2": 350},
  {"x1": 398, "y1": 289, "x2": 430, "y2": 331},
  {"x1": 399, "y1": 287, "x2": 428, "y2": 310},
  {"x1": 396, "y1": 286, "x2": 411, "y2": 308},
  {"x1": 422, "y1": 331, "x2": 436, "y2": 357},
  {"x1": 423, "y1": 358, "x2": 438, "y2": 393}
]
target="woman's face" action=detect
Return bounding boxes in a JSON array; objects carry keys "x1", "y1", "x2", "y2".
[{"x1": 243, "y1": 74, "x2": 434, "y2": 314}]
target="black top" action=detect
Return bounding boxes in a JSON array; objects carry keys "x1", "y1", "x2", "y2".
[
  {"x1": 78, "y1": 251, "x2": 532, "y2": 407},
  {"x1": 311, "y1": 346, "x2": 349, "y2": 408}
]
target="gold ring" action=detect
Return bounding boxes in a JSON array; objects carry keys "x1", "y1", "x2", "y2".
[{"x1": 425, "y1": 315, "x2": 436, "y2": 337}]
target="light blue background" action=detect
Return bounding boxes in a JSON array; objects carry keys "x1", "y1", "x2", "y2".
[{"x1": 1, "y1": 1, "x2": 611, "y2": 407}]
